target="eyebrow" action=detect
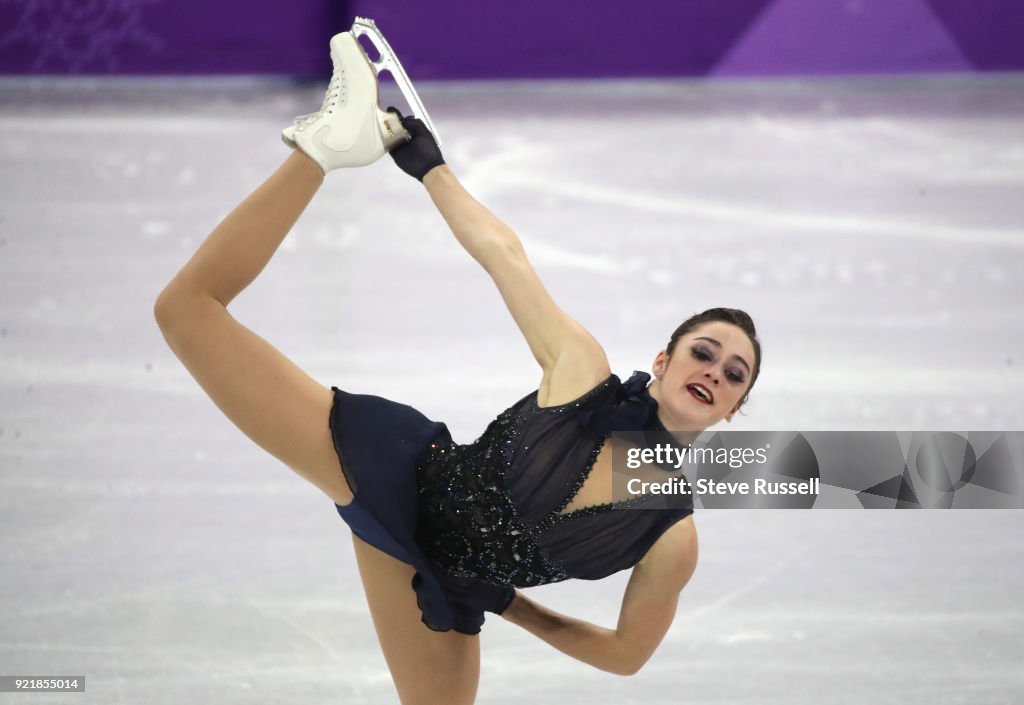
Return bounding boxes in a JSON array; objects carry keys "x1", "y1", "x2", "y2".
[{"x1": 693, "y1": 337, "x2": 751, "y2": 373}]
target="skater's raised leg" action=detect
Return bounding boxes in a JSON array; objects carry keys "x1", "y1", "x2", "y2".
[{"x1": 154, "y1": 150, "x2": 353, "y2": 506}]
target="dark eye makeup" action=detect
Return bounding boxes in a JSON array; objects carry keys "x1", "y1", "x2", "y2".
[
  {"x1": 690, "y1": 345, "x2": 746, "y2": 384},
  {"x1": 692, "y1": 346, "x2": 712, "y2": 362}
]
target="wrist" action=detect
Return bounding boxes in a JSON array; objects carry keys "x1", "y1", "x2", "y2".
[
  {"x1": 422, "y1": 163, "x2": 452, "y2": 187},
  {"x1": 500, "y1": 589, "x2": 523, "y2": 621}
]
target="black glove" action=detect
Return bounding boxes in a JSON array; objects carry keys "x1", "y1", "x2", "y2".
[
  {"x1": 387, "y1": 107, "x2": 446, "y2": 181},
  {"x1": 471, "y1": 584, "x2": 517, "y2": 619},
  {"x1": 443, "y1": 577, "x2": 517, "y2": 619},
  {"x1": 486, "y1": 586, "x2": 517, "y2": 617}
]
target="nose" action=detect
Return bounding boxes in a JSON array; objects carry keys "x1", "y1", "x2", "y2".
[{"x1": 704, "y1": 370, "x2": 720, "y2": 385}]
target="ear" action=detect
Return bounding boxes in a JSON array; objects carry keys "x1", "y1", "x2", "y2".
[{"x1": 652, "y1": 350, "x2": 669, "y2": 378}]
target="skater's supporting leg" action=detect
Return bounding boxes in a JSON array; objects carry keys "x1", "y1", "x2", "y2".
[{"x1": 352, "y1": 535, "x2": 481, "y2": 705}]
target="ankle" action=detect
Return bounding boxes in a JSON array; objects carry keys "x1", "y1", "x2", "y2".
[{"x1": 290, "y1": 149, "x2": 327, "y2": 181}]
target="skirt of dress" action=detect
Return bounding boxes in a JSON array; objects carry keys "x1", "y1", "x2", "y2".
[{"x1": 328, "y1": 386, "x2": 511, "y2": 635}]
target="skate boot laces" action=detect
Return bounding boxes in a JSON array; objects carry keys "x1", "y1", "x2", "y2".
[{"x1": 295, "y1": 70, "x2": 347, "y2": 132}]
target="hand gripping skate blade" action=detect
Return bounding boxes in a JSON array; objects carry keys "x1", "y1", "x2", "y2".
[{"x1": 351, "y1": 16, "x2": 442, "y2": 147}]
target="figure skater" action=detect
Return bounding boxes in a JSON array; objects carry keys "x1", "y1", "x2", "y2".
[{"x1": 154, "y1": 29, "x2": 761, "y2": 705}]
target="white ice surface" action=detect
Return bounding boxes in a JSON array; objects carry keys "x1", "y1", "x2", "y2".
[{"x1": 1, "y1": 74, "x2": 1023, "y2": 704}]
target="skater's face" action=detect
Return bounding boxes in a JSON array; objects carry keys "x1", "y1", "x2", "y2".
[{"x1": 650, "y1": 321, "x2": 755, "y2": 432}]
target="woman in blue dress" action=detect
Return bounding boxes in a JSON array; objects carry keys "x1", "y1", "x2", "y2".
[{"x1": 154, "y1": 30, "x2": 761, "y2": 705}]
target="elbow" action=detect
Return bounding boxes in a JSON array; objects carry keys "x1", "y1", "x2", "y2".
[
  {"x1": 606, "y1": 651, "x2": 646, "y2": 677},
  {"x1": 606, "y1": 662, "x2": 641, "y2": 677},
  {"x1": 616, "y1": 660, "x2": 644, "y2": 677},
  {"x1": 608, "y1": 638, "x2": 652, "y2": 676}
]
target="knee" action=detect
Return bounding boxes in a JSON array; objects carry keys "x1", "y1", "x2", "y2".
[
  {"x1": 153, "y1": 286, "x2": 184, "y2": 331},
  {"x1": 399, "y1": 682, "x2": 478, "y2": 705},
  {"x1": 153, "y1": 283, "x2": 205, "y2": 333}
]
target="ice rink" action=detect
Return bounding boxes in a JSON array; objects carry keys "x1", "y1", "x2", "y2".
[{"x1": 2, "y1": 74, "x2": 1023, "y2": 703}]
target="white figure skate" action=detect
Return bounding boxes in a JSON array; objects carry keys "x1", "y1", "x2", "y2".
[{"x1": 283, "y1": 17, "x2": 441, "y2": 173}]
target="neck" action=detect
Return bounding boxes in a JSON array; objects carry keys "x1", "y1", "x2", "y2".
[{"x1": 648, "y1": 378, "x2": 704, "y2": 445}]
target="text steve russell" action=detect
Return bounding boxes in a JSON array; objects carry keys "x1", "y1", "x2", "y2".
[{"x1": 627, "y1": 477, "x2": 821, "y2": 496}]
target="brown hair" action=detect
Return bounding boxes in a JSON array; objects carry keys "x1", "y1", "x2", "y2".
[{"x1": 665, "y1": 308, "x2": 762, "y2": 408}]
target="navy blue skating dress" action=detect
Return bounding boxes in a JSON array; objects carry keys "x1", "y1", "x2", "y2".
[{"x1": 328, "y1": 371, "x2": 694, "y2": 635}]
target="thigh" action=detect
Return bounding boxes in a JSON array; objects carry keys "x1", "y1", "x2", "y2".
[
  {"x1": 351, "y1": 534, "x2": 480, "y2": 705},
  {"x1": 157, "y1": 294, "x2": 353, "y2": 505}
]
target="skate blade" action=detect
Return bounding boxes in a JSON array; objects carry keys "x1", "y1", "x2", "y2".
[{"x1": 351, "y1": 16, "x2": 442, "y2": 147}]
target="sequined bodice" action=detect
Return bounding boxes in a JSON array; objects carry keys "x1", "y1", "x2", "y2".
[
  {"x1": 414, "y1": 408, "x2": 571, "y2": 587},
  {"x1": 414, "y1": 372, "x2": 693, "y2": 589}
]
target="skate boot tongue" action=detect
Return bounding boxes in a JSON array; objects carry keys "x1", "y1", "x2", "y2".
[
  {"x1": 290, "y1": 32, "x2": 392, "y2": 173},
  {"x1": 283, "y1": 17, "x2": 438, "y2": 164}
]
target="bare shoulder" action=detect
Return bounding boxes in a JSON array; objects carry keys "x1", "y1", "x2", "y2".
[
  {"x1": 535, "y1": 320, "x2": 612, "y2": 408},
  {"x1": 636, "y1": 515, "x2": 699, "y2": 590}
]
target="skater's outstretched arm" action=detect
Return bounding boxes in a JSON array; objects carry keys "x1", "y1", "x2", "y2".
[
  {"x1": 501, "y1": 518, "x2": 698, "y2": 675},
  {"x1": 390, "y1": 115, "x2": 610, "y2": 404},
  {"x1": 424, "y1": 165, "x2": 610, "y2": 404},
  {"x1": 500, "y1": 590, "x2": 633, "y2": 675}
]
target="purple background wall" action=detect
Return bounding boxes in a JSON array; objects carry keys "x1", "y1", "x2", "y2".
[{"x1": 0, "y1": 0, "x2": 1021, "y2": 78}]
